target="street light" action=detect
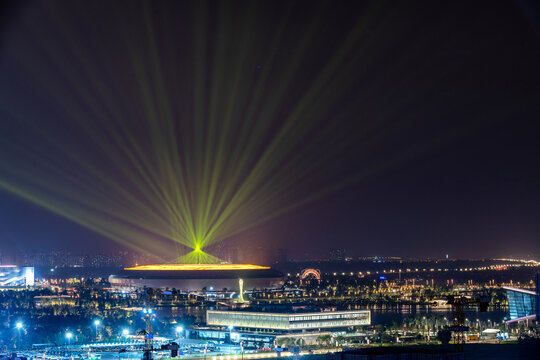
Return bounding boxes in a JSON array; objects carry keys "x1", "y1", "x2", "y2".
[
  {"x1": 228, "y1": 325, "x2": 234, "y2": 345},
  {"x1": 93, "y1": 320, "x2": 100, "y2": 339},
  {"x1": 122, "y1": 329, "x2": 129, "y2": 336},
  {"x1": 240, "y1": 340, "x2": 244, "y2": 360},
  {"x1": 66, "y1": 332, "x2": 73, "y2": 348},
  {"x1": 175, "y1": 326, "x2": 183, "y2": 338},
  {"x1": 15, "y1": 322, "x2": 23, "y2": 349},
  {"x1": 422, "y1": 317, "x2": 427, "y2": 342}
]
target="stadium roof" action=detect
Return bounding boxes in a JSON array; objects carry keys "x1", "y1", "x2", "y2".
[
  {"x1": 124, "y1": 264, "x2": 270, "y2": 271},
  {"x1": 502, "y1": 286, "x2": 536, "y2": 296}
]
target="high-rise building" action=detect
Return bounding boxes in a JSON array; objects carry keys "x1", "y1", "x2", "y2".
[
  {"x1": 329, "y1": 248, "x2": 346, "y2": 261},
  {"x1": 276, "y1": 248, "x2": 288, "y2": 263}
]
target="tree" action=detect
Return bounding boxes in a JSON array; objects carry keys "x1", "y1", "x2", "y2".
[
  {"x1": 437, "y1": 329, "x2": 452, "y2": 345},
  {"x1": 335, "y1": 335, "x2": 346, "y2": 346},
  {"x1": 316, "y1": 334, "x2": 332, "y2": 347},
  {"x1": 276, "y1": 337, "x2": 293, "y2": 347}
]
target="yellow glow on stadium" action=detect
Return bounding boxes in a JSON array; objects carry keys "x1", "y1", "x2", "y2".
[{"x1": 125, "y1": 264, "x2": 270, "y2": 271}]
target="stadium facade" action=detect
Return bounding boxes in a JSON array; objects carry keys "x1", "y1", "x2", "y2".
[
  {"x1": 0, "y1": 265, "x2": 34, "y2": 287},
  {"x1": 109, "y1": 264, "x2": 283, "y2": 292},
  {"x1": 503, "y1": 273, "x2": 539, "y2": 324}
]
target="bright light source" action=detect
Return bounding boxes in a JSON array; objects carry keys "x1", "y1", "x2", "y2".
[
  {"x1": 126, "y1": 264, "x2": 269, "y2": 271},
  {"x1": 94, "y1": 320, "x2": 100, "y2": 326},
  {"x1": 176, "y1": 326, "x2": 183, "y2": 333},
  {"x1": 16, "y1": 322, "x2": 23, "y2": 329},
  {"x1": 122, "y1": 329, "x2": 129, "y2": 336},
  {"x1": 66, "y1": 332, "x2": 73, "y2": 339},
  {"x1": 228, "y1": 325, "x2": 234, "y2": 330}
]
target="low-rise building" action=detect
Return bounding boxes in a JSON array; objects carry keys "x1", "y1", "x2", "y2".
[{"x1": 187, "y1": 308, "x2": 371, "y2": 348}]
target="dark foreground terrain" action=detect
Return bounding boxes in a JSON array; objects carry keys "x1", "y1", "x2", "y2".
[
  {"x1": 282, "y1": 343, "x2": 540, "y2": 360},
  {"x1": 462, "y1": 343, "x2": 539, "y2": 359}
]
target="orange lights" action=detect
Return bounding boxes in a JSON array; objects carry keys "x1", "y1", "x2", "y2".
[{"x1": 125, "y1": 264, "x2": 270, "y2": 271}]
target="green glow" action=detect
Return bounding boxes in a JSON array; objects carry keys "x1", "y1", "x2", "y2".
[
  {"x1": 177, "y1": 251, "x2": 221, "y2": 265},
  {"x1": 126, "y1": 264, "x2": 270, "y2": 271},
  {"x1": 0, "y1": 1, "x2": 411, "y2": 263}
]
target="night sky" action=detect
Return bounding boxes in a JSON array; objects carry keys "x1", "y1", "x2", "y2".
[{"x1": 1, "y1": 0, "x2": 540, "y2": 260}]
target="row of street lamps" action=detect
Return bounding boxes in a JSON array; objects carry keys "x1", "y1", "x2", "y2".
[
  {"x1": 13, "y1": 318, "x2": 184, "y2": 349},
  {"x1": 14, "y1": 320, "x2": 130, "y2": 345}
]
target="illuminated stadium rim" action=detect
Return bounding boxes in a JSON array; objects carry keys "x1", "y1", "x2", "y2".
[
  {"x1": 502, "y1": 286, "x2": 537, "y2": 296},
  {"x1": 505, "y1": 314, "x2": 536, "y2": 324},
  {"x1": 125, "y1": 264, "x2": 270, "y2": 271}
]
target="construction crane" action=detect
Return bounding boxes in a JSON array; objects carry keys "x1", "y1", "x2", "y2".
[
  {"x1": 140, "y1": 307, "x2": 155, "y2": 360},
  {"x1": 138, "y1": 287, "x2": 156, "y2": 360},
  {"x1": 136, "y1": 288, "x2": 179, "y2": 360},
  {"x1": 446, "y1": 290, "x2": 490, "y2": 350},
  {"x1": 137, "y1": 307, "x2": 179, "y2": 360}
]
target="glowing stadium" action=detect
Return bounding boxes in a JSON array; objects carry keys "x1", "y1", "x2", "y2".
[{"x1": 108, "y1": 264, "x2": 284, "y2": 293}]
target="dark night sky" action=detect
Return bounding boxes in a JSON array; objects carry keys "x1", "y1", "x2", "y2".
[{"x1": 1, "y1": 0, "x2": 540, "y2": 260}]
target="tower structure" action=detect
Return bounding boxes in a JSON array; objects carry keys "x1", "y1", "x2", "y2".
[{"x1": 142, "y1": 308, "x2": 155, "y2": 360}]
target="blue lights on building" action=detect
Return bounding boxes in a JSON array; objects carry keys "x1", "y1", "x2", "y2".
[
  {"x1": 506, "y1": 288, "x2": 536, "y2": 320},
  {"x1": 0, "y1": 266, "x2": 34, "y2": 287},
  {"x1": 537, "y1": 274, "x2": 540, "y2": 321},
  {"x1": 503, "y1": 274, "x2": 539, "y2": 323}
]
